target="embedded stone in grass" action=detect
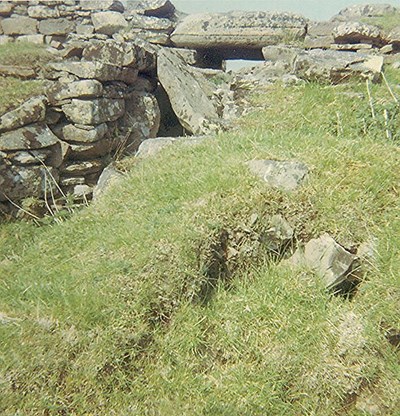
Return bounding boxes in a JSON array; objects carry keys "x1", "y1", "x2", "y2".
[
  {"x1": 285, "y1": 234, "x2": 359, "y2": 291},
  {"x1": 247, "y1": 159, "x2": 309, "y2": 191},
  {"x1": 262, "y1": 215, "x2": 294, "y2": 253},
  {"x1": 93, "y1": 164, "x2": 124, "y2": 200}
]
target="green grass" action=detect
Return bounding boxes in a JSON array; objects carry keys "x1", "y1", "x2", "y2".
[
  {"x1": 0, "y1": 42, "x2": 52, "y2": 114},
  {"x1": 0, "y1": 68, "x2": 400, "y2": 414}
]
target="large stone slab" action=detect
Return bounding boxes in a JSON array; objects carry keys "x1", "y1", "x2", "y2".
[
  {"x1": 49, "y1": 61, "x2": 138, "y2": 84},
  {"x1": 1, "y1": 17, "x2": 38, "y2": 35},
  {"x1": 157, "y1": 48, "x2": 221, "y2": 135},
  {"x1": 39, "y1": 18, "x2": 75, "y2": 35},
  {"x1": 28, "y1": 5, "x2": 60, "y2": 19},
  {"x1": 171, "y1": 11, "x2": 307, "y2": 50},
  {"x1": 62, "y1": 98, "x2": 125, "y2": 125},
  {"x1": 46, "y1": 80, "x2": 103, "y2": 105},
  {"x1": 91, "y1": 11, "x2": 128, "y2": 35},
  {"x1": 82, "y1": 40, "x2": 137, "y2": 67},
  {"x1": 293, "y1": 49, "x2": 384, "y2": 83},
  {"x1": 333, "y1": 22, "x2": 383, "y2": 46},
  {"x1": 0, "y1": 124, "x2": 59, "y2": 151},
  {"x1": 0, "y1": 96, "x2": 47, "y2": 134}
]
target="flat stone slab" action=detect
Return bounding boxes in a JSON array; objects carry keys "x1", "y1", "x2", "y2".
[
  {"x1": 171, "y1": 11, "x2": 307, "y2": 50},
  {"x1": 91, "y1": 11, "x2": 128, "y2": 35},
  {"x1": 1, "y1": 17, "x2": 38, "y2": 35},
  {"x1": 62, "y1": 98, "x2": 125, "y2": 125},
  {"x1": 46, "y1": 80, "x2": 103, "y2": 105},
  {"x1": 248, "y1": 160, "x2": 308, "y2": 191},
  {"x1": 0, "y1": 124, "x2": 59, "y2": 151},
  {"x1": 54, "y1": 123, "x2": 109, "y2": 144},
  {"x1": 0, "y1": 96, "x2": 47, "y2": 133}
]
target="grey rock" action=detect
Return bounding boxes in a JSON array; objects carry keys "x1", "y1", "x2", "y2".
[
  {"x1": 171, "y1": 11, "x2": 307, "y2": 51},
  {"x1": 0, "y1": 65, "x2": 36, "y2": 79},
  {"x1": 15, "y1": 34, "x2": 44, "y2": 44},
  {"x1": 0, "y1": 96, "x2": 47, "y2": 133},
  {"x1": 1, "y1": 149, "x2": 51, "y2": 165},
  {"x1": 137, "y1": 0, "x2": 175, "y2": 18},
  {"x1": 330, "y1": 43, "x2": 373, "y2": 51},
  {"x1": 49, "y1": 61, "x2": 138, "y2": 84},
  {"x1": 62, "y1": 98, "x2": 125, "y2": 124},
  {"x1": 80, "y1": 0, "x2": 122, "y2": 11},
  {"x1": 388, "y1": 27, "x2": 400, "y2": 46},
  {"x1": 286, "y1": 234, "x2": 358, "y2": 289},
  {"x1": 136, "y1": 136, "x2": 205, "y2": 158},
  {"x1": 263, "y1": 215, "x2": 294, "y2": 253},
  {"x1": 262, "y1": 45, "x2": 302, "y2": 63},
  {"x1": 46, "y1": 80, "x2": 103, "y2": 105},
  {"x1": 0, "y1": 2, "x2": 14, "y2": 17},
  {"x1": 248, "y1": 160, "x2": 308, "y2": 191},
  {"x1": 91, "y1": 11, "x2": 128, "y2": 35},
  {"x1": 53, "y1": 123, "x2": 109, "y2": 143},
  {"x1": 119, "y1": 91, "x2": 160, "y2": 153},
  {"x1": 93, "y1": 164, "x2": 124, "y2": 200},
  {"x1": 331, "y1": 4, "x2": 398, "y2": 22},
  {"x1": 69, "y1": 139, "x2": 112, "y2": 160},
  {"x1": 39, "y1": 18, "x2": 75, "y2": 35},
  {"x1": 304, "y1": 21, "x2": 335, "y2": 49},
  {"x1": 1, "y1": 16, "x2": 38, "y2": 35},
  {"x1": 76, "y1": 23, "x2": 94, "y2": 36},
  {"x1": 128, "y1": 14, "x2": 175, "y2": 32},
  {"x1": 157, "y1": 48, "x2": 221, "y2": 135},
  {"x1": 82, "y1": 40, "x2": 137, "y2": 67},
  {"x1": 60, "y1": 159, "x2": 105, "y2": 176},
  {"x1": 72, "y1": 184, "x2": 93, "y2": 198},
  {"x1": 28, "y1": 5, "x2": 60, "y2": 19},
  {"x1": 293, "y1": 49, "x2": 384, "y2": 84},
  {"x1": 0, "y1": 124, "x2": 59, "y2": 151},
  {"x1": 333, "y1": 22, "x2": 382, "y2": 46},
  {"x1": 0, "y1": 164, "x2": 59, "y2": 203}
]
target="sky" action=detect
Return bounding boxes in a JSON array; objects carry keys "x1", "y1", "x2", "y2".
[{"x1": 172, "y1": 0, "x2": 399, "y2": 21}]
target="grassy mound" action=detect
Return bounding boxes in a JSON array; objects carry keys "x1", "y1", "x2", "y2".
[
  {"x1": 0, "y1": 69, "x2": 399, "y2": 414},
  {"x1": 0, "y1": 42, "x2": 53, "y2": 114}
]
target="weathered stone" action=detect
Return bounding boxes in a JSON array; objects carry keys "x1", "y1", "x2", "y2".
[
  {"x1": 293, "y1": 49, "x2": 383, "y2": 83},
  {"x1": 0, "y1": 65, "x2": 36, "y2": 79},
  {"x1": 137, "y1": 0, "x2": 175, "y2": 18},
  {"x1": 54, "y1": 123, "x2": 108, "y2": 143},
  {"x1": 380, "y1": 44, "x2": 394, "y2": 54},
  {"x1": 0, "y1": 96, "x2": 47, "y2": 133},
  {"x1": 72, "y1": 184, "x2": 93, "y2": 198},
  {"x1": 248, "y1": 160, "x2": 308, "y2": 191},
  {"x1": 92, "y1": 164, "x2": 123, "y2": 200},
  {"x1": 157, "y1": 48, "x2": 221, "y2": 135},
  {"x1": 119, "y1": 91, "x2": 160, "y2": 152},
  {"x1": 330, "y1": 43, "x2": 373, "y2": 51},
  {"x1": 60, "y1": 159, "x2": 105, "y2": 176},
  {"x1": 83, "y1": 40, "x2": 137, "y2": 67},
  {"x1": 39, "y1": 18, "x2": 75, "y2": 35},
  {"x1": 304, "y1": 21, "x2": 336, "y2": 49},
  {"x1": 46, "y1": 80, "x2": 103, "y2": 105},
  {"x1": 15, "y1": 34, "x2": 44, "y2": 44},
  {"x1": 331, "y1": 4, "x2": 398, "y2": 22},
  {"x1": 91, "y1": 11, "x2": 128, "y2": 35},
  {"x1": 333, "y1": 22, "x2": 383, "y2": 46},
  {"x1": 62, "y1": 98, "x2": 125, "y2": 124},
  {"x1": 1, "y1": 149, "x2": 51, "y2": 165},
  {"x1": 1, "y1": 17, "x2": 37, "y2": 35},
  {"x1": 136, "y1": 136, "x2": 206, "y2": 158},
  {"x1": 0, "y1": 124, "x2": 59, "y2": 151},
  {"x1": 28, "y1": 5, "x2": 60, "y2": 19},
  {"x1": 60, "y1": 177, "x2": 86, "y2": 187},
  {"x1": 0, "y1": 165, "x2": 59, "y2": 203},
  {"x1": 262, "y1": 45, "x2": 301, "y2": 63},
  {"x1": 171, "y1": 11, "x2": 307, "y2": 52},
  {"x1": 80, "y1": 0, "x2": 122, "y2": 11},
  {"x1": 129, "y1": 14, "x2": 175, "y2": 32},
  {"x1": 0, "y1": 2, "x2": 14, "y2": 17},
  {"x1": 388, "y1": 27, "x2": 400, "y2": 47},
  {"x1": 286, "y1": 234, "x2": 358, "y2": 290},
  {"x1": 69, "y1": 139, "x2": 112, "y2": 160},
  {"x1": 49, "y1": 61, "x2": 138, "y2": 84},
  {"x1": 263, "y1": 215, "x2": 294, "y2": 253},
  {"x1": 76, "y1": 23, "x2": 94, "y2": 36}
]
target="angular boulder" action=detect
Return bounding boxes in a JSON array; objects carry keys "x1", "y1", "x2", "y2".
[
  {"x1": 1, "y1": 17, "x2": 38, "y2": 35},
  {"x1": 286, "y1": 234, "x2": 359, "y2": 290},
  {"x1": 157, "y1": 48, "x2": 222, "y2": 135},
  {"x1": 0, "y1": 124, "x2": 59, "y2": 151},
  {"x1": 331, "y1": 4, "x2": 398, "y2": 22},
  {"x1": 171, "y1": 11, "x2": 307, "y2": 52},
  {"x1": 247, "y1": 160, "x2": 309, "y2": 191},
  {"x1": 62, "y1": 98, "x2": 125, "y2": 125},
  {"x1": 0, "y1": 96, "x2": 47, "y2": 133},
  {"x1": 91, "y1": 11, "x2": 128, "y2": 35},
  {"x1": 293, "y1": 49, "x2": 384, "y2": 83}
]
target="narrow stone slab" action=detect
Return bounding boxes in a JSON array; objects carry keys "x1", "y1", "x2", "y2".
[
  {"x1": 39, "y1": 18, "x2": 75, "y2": 35},
  {"x1": 0, "y1": 65, "x2": 36, "y2": 79},
  {"x1": 62, "y1": 98, "x2": 125, "y2": 125},
  {"x1": 0, "y1": 124, "x2": 59, "y2": 151},
  {"x1": 0, "y1": 96, "x2": 47, "y2": 133},
  {"x1": 54, "y1": 123, "x2": 109, "y2": 143},
  {"x1": 49, "y1": 61, "x2": 138, "y2": 84},
  {"x1": 248, "y1": 160, "x2": 308, "y2": 191},
  {"x1": 1, "y1": 17, "x2": 38, "y2": 35},
  {"x1": 171, "y1": 11, "x2": 307, "y2": 50},
  {"x1": 60, "y1": 159, "x2": 105, "y2": 176}
]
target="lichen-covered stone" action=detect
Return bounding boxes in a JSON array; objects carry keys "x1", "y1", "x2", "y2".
[
  {"x1": 54, "y1": 123, "x2": 109, "y2": 143},
  {"x1": 91, "y1": 11, "x2": 128, "y2": 35},
  {"x1": 1, "y1": 16, "x2": 38, "y2": 35},
  {"x1": 46, "y1": 80, "x2": 103, "y2": 105},
  {"x1": 39, "y1": 18, "x2": 75, "y2": 35}
]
